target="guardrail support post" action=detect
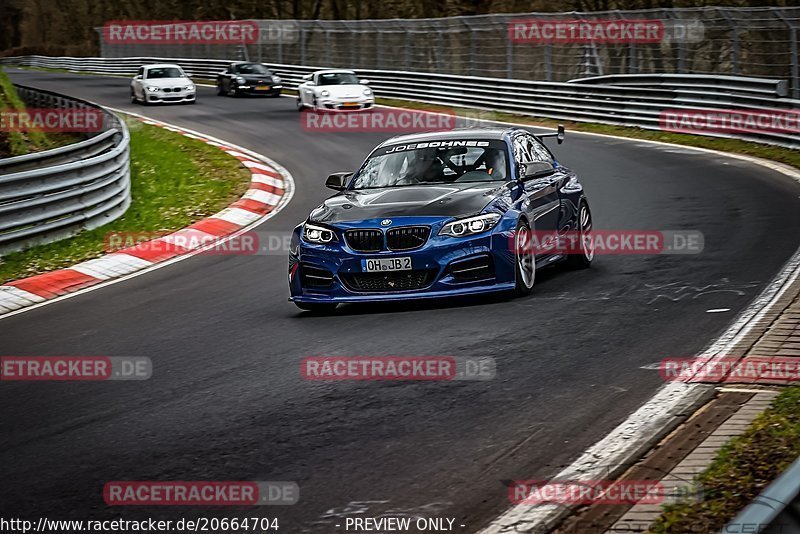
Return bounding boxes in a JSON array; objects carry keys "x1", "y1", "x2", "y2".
[
  {"x1": 776, "y1": 11, "x2": 800, "y2": 99},
  {"x1": 300, "y1": 28, "x2": 306, "y2": 65},
  {"x1": 507, "y1": 36, "x2": 513, "y2": 78},
  {"x1": 544, "y1": 44, "x2": 552, "y2": 81}
]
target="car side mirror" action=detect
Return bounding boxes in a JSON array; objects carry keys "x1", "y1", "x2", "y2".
[
  {"x1": 134, "y1": 75, "x2": 142, "y2": 80},
  {"x1": 360, "y1": 79, "x2": 370, "y2": 85},
  {"x1": 556, "y1": 124, "x2": 565, "y2": 144},
  {"x1": 325, "y1": 172, "x2": 352, "y2": 191},
  {"x1": 521, "y1": 161, "x2": 555, "y2": 181}
]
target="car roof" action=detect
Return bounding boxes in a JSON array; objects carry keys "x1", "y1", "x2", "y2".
[
  {"x1": 144, "y1": 64, "x2": 182, "y2": 69},
  {"x1": 377, "y1": 128, "x2": 520, "y2": 147},
  {"x1": 313, "y1": 69, "x2": 356, "y2": 75}
]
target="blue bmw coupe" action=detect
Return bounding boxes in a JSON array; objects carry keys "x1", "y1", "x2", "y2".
[{"x1": 288, "y1": 127, "x2": 593, "y2": 312}]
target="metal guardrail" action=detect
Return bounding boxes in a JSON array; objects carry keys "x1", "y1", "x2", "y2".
[
  {"x1": 722, "y1": 456, "x2": 800, "y2": 534},
  {"x1": 569, "y1": 74, "x2": 790, "y2": 99},
  {"x1": 0, "y1": 84, "x2": 130, "y2": 255},
  {"x1": 3, "y1": 55, "x2": 797, "y2": 150}
]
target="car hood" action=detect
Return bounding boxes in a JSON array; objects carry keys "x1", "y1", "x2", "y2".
[
  {"x1": 317, "y1": 84, "x2": 368, "y2": 99},
  {"x1": 309, "y1": 183, "x2": 506, "y2": 224},
  {"x1": 144, "y1": 78, "x2": 191, "y2": 88}
]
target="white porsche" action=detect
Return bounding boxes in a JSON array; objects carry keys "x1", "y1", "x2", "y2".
[
  {"x1": 130, "y1": 64, "x2": 196, "y2": 105},
  {"x1": 296, "y1": 70, "x2": 374, "y2": 111}
]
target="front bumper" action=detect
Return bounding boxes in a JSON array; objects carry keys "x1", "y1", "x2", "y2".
[
  {"x1": 288, "y1": 217, "x2": 517, "y2": 304},
  {"x1": 317, "y1": 97, "x2": 374, "y2": 111},
  {"x1": 146, "y1": 91, "x2": 195, "y2": 103},
  {"x1": 237, "y1": 84, "x2": 282, "y2": 96}
]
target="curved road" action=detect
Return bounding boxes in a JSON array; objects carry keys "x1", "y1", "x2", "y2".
[{"x1": 3, "y1": 69, "x2": 800, "y2": 532}]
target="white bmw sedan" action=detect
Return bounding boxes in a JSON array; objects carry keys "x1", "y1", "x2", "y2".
[
  {"x1": 131, "y1": 64, "x2": 196, "y2": 105},
  {"x1": 296, "y1": 70, "x2": 374, "y2": 111}
]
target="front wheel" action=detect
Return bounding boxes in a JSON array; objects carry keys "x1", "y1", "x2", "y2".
[
  {"x1": 514, "y1": 220, "x2": 536, "y2": 296},
  {"x1": 565, "y1": 201, "x2": 593, "y2": 269},
  {"x1": 130, "y1": 89, "x2": 139, "y2": 104},
  {"x1": 295, "y1": 302, "x2": 337, "y2": 314},
  {"x1": 216, "y1": 82, "x2": 226, "y2": 96},
  {"x1": 296, "y1": 97, "x2": 306, "y2": 111}
]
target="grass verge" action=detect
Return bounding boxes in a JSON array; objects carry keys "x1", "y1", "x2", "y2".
[
  {"x1": 0, "y1": 116, "x2": 252, "y2": 284},
  {"x1": 649, "y1": 387, "x2": 800, "y2": 532},
  {"x1": 0, "y1": 67, "x2": 77, "y2": 157}
]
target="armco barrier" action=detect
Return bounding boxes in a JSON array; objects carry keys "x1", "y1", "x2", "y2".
[
  {"x1": 2, "y1": 55, "x2": 798, "y2": 149},
  {"x1": 722, "y1": 456, "x2": 800, "y2": 534},
  {"x1": 0, "y1": 84, "x2": 130, "y2": 254}
]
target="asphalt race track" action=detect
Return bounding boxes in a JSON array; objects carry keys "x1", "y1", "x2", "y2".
[{"x1": 3, "y1": 69, "x2": 800, "y2": 532}]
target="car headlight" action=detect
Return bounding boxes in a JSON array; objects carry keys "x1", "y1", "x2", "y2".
[
  {"x1": 272, "y1": 75, "x2": 281, "y2": 84},
  {"x1": 320, "y1": 90, "x2": 330, "y2": 97},
  {"x1": 184, "y1": 84, "x2": 194, "y2": 91},
  {"x1": 236, "y1": 76, "x2": 246, "y2": 84},
  {"x1": 363, "y1": 88, "x2": 372, "y2": 96},
  {"x1": 439, "y1": 213, "x2": 501, "y2": 237},
  {"x1": 146, "y1": 86, "x2": 159, "y2": 92},
  {"x1": 303, "y1": 222, "x2": 337, "y2": 244}
]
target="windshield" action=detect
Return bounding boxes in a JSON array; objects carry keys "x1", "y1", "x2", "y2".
[
  {"x1": 317, "y1": 72, "x2": 360, "y2": 86},
  {"x1": 235, "y1": 64, "x2": 272, "y2": 75},
  {"x1": 146, "y1": 67, "x2": 185, "y2": 79},
  {"x1": 351, "y1": 140, "x2": 509, "y2": 189}
]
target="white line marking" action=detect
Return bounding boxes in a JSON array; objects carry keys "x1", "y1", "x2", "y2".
[
  {"x1": 717, "y1": 387, "x2": 780, "y2": 394},
  {"x1": 242, "y1": 160, "x2": 282, "y2": 174},
  {"x1": 251, "y1": 173, "x2": 284, "y2": 189},
  {"x1": 0, "y1": 286, "x2": 47, "y2": 311},
  {"x1": 243, "y1": 188, "x2": 281, "y2": 206},
  {"x1": 706, "y1": 308, "x2": 732, "y2": 313},
  {"x1": 71, "y1": 253, "x2": 153, "y2": 280},
  {"x1": 212, "y1": 206, "x2": 264, "y2": 226}
]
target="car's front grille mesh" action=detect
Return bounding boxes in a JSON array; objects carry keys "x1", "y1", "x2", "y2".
[
  {"x1": 344, "y1": 229, "x2": 383, "y2": 252},
  {"x1": 386, "y1": 226, "x2": 431, "y2": 251},
  {"x1": 341, "y1": 270, "x2": 436, "y2": 292}
]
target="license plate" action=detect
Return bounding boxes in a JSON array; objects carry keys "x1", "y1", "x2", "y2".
[
  {"x1": 363, "y1": 257, "x2": 412, "y2": 272},
  {"x1": 256, "y1": 85, "x2": 270, "y2": 90},
  {"x1": 342, "y1": 102, "x2": 359, "y2": 107}
]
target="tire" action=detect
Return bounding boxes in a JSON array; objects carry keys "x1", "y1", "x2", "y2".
[
  {"x1": 514, "y1": 219, "x2": 536, "y2": 297},
  {"x1": 216, "y1": 82, "x2": 226, "y2": 96},
  {"x1": 296, "y1": 97, "x2": 305, "y2": 111},
  {"x1": 565, "y1": 201, "x2": 593, "y2": 269},
  {"x1": 295, "y1": 302, "x2": 337, "y2": 314},
  {"x1": 228, "y1": 84, "x2": 238, "y2": 97}
]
